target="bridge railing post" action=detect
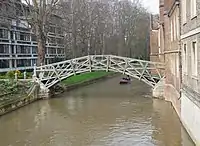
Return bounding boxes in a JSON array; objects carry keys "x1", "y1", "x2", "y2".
[
  {"x1": 88, "y1": 55, "x2": 92, "y2": 72},
  {"x1": 106, "y1": 55, "x2": 110, "y2": 72},
  {"x1": 123, "y1": 58, "x2": 128, "y2": 75},
  {"x1": 33, "y1": 64, "x2": 37, "y2": 80},
  {"x1": 70, "y1": 59, "x2": 76, "y2": 75}
]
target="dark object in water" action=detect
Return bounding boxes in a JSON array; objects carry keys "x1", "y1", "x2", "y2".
[{"x1": 119, "y1": 77, "x2": 131, "y2": 84}]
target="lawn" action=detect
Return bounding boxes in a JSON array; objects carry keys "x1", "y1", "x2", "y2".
[{"x1": 61, "y1": 71, "x2": 113, "y2": 85}]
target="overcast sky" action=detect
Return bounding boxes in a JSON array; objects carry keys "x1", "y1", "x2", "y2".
[{"x1": 141, "y1": 0, "x2": 159, "y2": 14}]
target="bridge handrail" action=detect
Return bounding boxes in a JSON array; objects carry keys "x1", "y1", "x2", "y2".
[
  {"x1": 33, "y1": 54, "x2": 165, "y2": 89},
  {"x1": 35, "y1": 55, "x2": 165, "y2": 69}
]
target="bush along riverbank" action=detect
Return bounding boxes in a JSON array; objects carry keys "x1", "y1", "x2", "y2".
[
  {"x1": 53, "y1": 71, "x2": 118, "y2": 95},
  {"x1": 0, "y1": 70, "x2": 32, "y2": 80}
]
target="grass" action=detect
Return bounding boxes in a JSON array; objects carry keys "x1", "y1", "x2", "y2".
[{"x1": 62, "y1": 71, "x2": 113, "y2": 85}]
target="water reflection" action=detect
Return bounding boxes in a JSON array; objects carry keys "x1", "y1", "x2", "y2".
[{"x1": 0, "y1": 76, "x2": 195, "y2": 146}]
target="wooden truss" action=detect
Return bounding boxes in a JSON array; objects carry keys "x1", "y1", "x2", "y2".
[{"x1": 33, "y1": 55, "x2": 165, "y2": 89}]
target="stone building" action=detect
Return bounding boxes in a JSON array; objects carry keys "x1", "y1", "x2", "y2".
[
  {"x1": 0, "y1": 0, "x2": 65, "y2": 72},
  {"x1": 154, "y1": 0, "x2": 200, "y2": 144},
  {"x1": 152, "y1": 0, "x2": 181, "y2": 117},
  {"x1": 149, "y1": 14, "x2": 160, "y2": 62},
  {"x1": 180, "y1": 0, "x2": 200, "y2": 144},
  {"x1": 163, "y1": 0, "x2": 181, "y2": 117}
]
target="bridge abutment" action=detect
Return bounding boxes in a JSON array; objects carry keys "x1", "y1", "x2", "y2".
[
  {"x1": 39, "y1": 88, "x2": 51, "y2": 99},
  {"x1": 152, "y1": 78, "x2": 165, "y2": 100},
  {"x1": 38, "y1": 84, "x2": 55, "y2": 99}
]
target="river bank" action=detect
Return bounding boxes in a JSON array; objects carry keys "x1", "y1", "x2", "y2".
[
  {"x1": 0, "y1": 71, "x2": 116, "y2": 116},
  {"x1": 53, "y1": 71, "x2": 118, "y2": 94}
]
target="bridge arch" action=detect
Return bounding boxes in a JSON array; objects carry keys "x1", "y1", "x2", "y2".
[{"x1": 33, "y1": 55, "x2": 164, "y2": 90}]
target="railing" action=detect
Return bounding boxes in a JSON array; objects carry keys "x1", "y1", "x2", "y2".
[{"x1": 33, "y1": 55, "x2": 165, "y2": 89}]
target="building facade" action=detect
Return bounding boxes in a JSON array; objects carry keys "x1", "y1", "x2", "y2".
[
  {"x1": 181, "y1": 0, "x2": 200, "y2": 144},
  {"x1": 149, "y1": 14, "x2": 160, "y2": 63},
  {"x1": 163, "y1": 0, "x2": 181, "y2": 117},
  {"x1": 152, "y1": 0, "x2": 200, "y2": 144},
  {"x1": 0, "y1": 2, "x2": 65, "y2": 72},
  {"x1": 150, "y1": 0, "x2": 181, "y2": 116}
]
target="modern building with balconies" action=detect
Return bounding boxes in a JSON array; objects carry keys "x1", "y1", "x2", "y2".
[{"x1": 0, "y1": 2, "x2": 65, "y2": 72}]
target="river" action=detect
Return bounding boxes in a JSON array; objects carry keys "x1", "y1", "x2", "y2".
[{"x1": 0, "y1": 76, "x2": 194, "y2": 146}]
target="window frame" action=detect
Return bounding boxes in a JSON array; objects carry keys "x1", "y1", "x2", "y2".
[
  {"x1": 183, "y1": 43, "x2": 188, "y2": 74},
  {"x1": 182, "y1": 0, "x2": 187, "y2": 24},
  {"x1": 191, "y1": 40, "x2": 198, "y2": 76},
  {"x1": 171, "y1": 19, "x2": 173, "y2": 41},
  {"x1": 190, "y1": 0, "x2": 197, "y2": 19}
]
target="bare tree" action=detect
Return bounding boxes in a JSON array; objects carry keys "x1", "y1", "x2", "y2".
[
  {"x1": 19, "y1": 0, "x2": 60, "y2": 65},
  {"x1": 60, "y1": 0, "x2": 150, "y2": 59},
  {"x1": 0, "y1": 0, "x2": 19, "y2": 27}
]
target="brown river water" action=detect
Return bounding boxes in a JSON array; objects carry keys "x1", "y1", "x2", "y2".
[{"x1": 0, "y1": 76, "x2": 195, "y2": 146}]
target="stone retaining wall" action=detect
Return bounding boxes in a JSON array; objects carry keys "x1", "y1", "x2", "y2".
[
  {"x1": 0, "y1": 85, "x2": 39, "y2": 116},
  {"x1": 152, "y1": 78, "x2": 165, "y2": 100}
]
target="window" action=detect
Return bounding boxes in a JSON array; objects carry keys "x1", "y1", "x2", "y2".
[
  {"x1": 191, "y1": 41, "x2": 197, "y2": 76},
  {"x1": 31, "y1": 34, "x2": 37, "y2": 41},
  {"x1": 32, "y1": 47, "x2": 37, "y2": 54},
  {"x1": 48, "y1": 48, "x2": 56, "y2": 54},
  {"x1": 176, "y1": 11, "x2": 180, "y2": 38},
  {"x1": 16, "y1": 32, "x2": 30, "y2": 41},
  {"x1": 16, "y1": 46, "x2": 31, "y2": 54},
  {"x1": 191, "y1": 0, "x2": 197, "y2": 18},
  {"x1": 11, "y1": 32, "x2": 13, "y2": 40},
  {"x1": 0, "y1": 29, "x2": 8, "y2": 39},
  {"x1": 32, "y1": 59, "x2": 36, "y2": 66},
  {"x1": 0, "y1": 60, "x2": 9, "y2": 68},
  {"x1": 174, "y1": 15, "x2": 176, "y2": 39},
  {"x1": 17, "y1": 59, "x2": 31, "y2": 67},
  {"x1": 0, "y1": 44, "x2": 9, "y2": 53},
  {"x1": 183, "y1": 44, "x2": 187, "y2": 73},
  {"x1": 57, "y1": 48, "x2": 64, "y2": 54},
  {"x1": 182, "y1": 0, "x2": 187, "y2": 24},
  {"x1": 171, "y1": 20, "x2": 173, "y2": 41},
  {"x1": 176, "y1": 56, "x2": 179, "y2": 77}
]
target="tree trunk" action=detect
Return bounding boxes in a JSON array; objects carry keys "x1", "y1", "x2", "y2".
[
  {"x1": 37, "y1": 37, "x2": 46, "y2": 66},
  {"x1": 36, "y1": 25, "x2": 46, "y2": 66}
]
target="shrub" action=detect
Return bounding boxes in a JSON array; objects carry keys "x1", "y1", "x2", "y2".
[
  {"x1": 18, "y1": 73, "x2": 23, "y2": 79},
  {"x1": 6, "y1": 71, "x2": 15, "y2": 79},
  {"x1": 26, "y1": 72, "x2": 33, "y2": 79},
  {"x1": 0, "y1": 75, "x2": 6, "y2": 79},
  {"x1": 15, "y1": 70, "x2": 21, "y2": 75}
]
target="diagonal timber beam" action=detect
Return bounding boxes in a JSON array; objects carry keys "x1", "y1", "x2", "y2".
[{"x1": 139, "y1": 62, "x2": 148, "y2": 80}]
